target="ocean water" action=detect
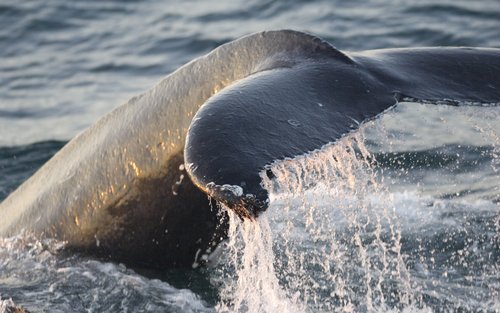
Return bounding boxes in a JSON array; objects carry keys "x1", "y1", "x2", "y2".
[{"x1": 1, "y1": 0, "x2": 499, "y2": 312}]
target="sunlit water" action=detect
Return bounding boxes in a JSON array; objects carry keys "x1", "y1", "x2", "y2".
[{"x1": 1, "y1": 0, "x2": 500, "y2": 312}]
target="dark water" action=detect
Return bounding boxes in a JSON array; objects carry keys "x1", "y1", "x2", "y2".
[{"x1": 1, "y1": 0, "x2": 499, "y2": 312}]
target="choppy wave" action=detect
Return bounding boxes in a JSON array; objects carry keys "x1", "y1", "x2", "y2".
[{"x1": 0, "y1": 235, "x2": 213, "y2": 313}]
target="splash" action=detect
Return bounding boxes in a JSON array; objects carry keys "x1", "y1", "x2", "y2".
[
  {"x1": 213, "y1": 105, "x2": 500, "y2": 312},
  {"x1": 213, "y1": 209, "x2": 304, "y2": 313},
  {"x1": 213, "y1": 134, "x2": 425, "y2": 312},
  {"x1": 263, "y1": 134, "x2": 425, "y2": 312}
]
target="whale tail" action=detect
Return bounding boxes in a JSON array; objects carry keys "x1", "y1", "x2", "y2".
[
  {"x1": 0, "y1": 30, "x2": 355, "y2": 267},
  {"x1": 184, "y1": 37, "x2": 500, "y2": 217}
]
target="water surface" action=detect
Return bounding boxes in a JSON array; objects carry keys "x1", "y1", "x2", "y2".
[{"x1": 1, "y1": 0, "x2": 499, "y2": 312}]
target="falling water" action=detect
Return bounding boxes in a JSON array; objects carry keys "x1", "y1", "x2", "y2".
[
  {"x1": 213, "y1": 210, "x2": 304, "y2": 313},
  {"x1": 212, "y1": 102, "x2": 500, "y2": 313},
  {"x1": 213, "y1": 135, "x2": 424, "y2": 312}
]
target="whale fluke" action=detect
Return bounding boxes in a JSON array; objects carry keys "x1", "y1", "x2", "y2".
[
  {"x1": 0, "y1": 30, "x2": 356, "y2": 267},
  {"x1": 185, "y1": 41, "x2": 500, "y2": 217}
]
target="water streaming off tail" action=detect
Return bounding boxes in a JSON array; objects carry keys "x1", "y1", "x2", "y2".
[
  {"x1": 213, "y1": 210, "x2": 304, "y2": 313},
  {"x1": 212, "y1": 103, "x2": 499, "y2": 313},
  {"x1": 268, "y1": 135, "x2": 424, "y2": 312},
  {"x1": 213, "y1": 135, "x2": 420, "y2": 312}
]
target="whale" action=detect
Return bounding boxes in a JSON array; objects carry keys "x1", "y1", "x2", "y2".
[
  {"x1": 184, "y1": 32, "x2": 500, "y2": 217},
  {"x1": 1, "y1": 30, "x2": 499, "y2": 267}
]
